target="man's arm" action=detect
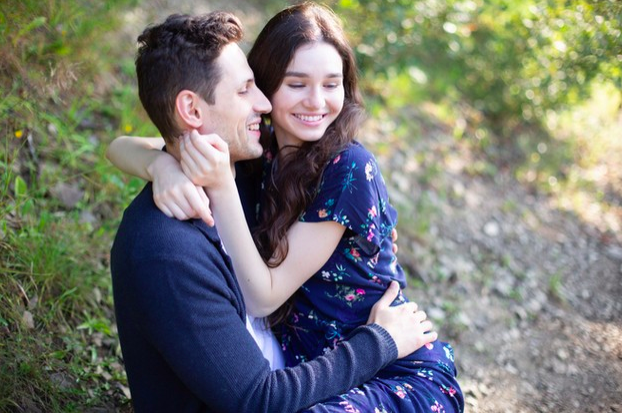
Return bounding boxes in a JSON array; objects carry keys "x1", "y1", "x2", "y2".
[{"x1": 129, "y1": 239, "x2": 397, "y2": 412}]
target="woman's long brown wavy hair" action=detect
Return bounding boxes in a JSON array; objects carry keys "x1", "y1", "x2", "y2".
[{"x1": 247, "y1": 2, "x2": 366, "y2": 327}]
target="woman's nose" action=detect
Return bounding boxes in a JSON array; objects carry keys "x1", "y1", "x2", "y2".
[{"x1": 304, "y1": 87, "x2": 324, "y2": 109}]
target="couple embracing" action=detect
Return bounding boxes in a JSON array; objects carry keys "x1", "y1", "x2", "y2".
[{"x1": 109, "y1": 3, "x2": 463, "y2": 412}]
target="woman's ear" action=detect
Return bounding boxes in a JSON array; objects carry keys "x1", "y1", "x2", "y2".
[{"x1": 175, "y1": 90, "x2": 205, "y2": 129}]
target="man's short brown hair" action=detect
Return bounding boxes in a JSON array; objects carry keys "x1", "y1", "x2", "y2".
[{"x1": 135, "y1": 12, "x2": 243, "y2": 143}]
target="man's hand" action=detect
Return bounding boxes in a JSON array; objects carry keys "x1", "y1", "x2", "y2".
[
  {"x1": 367, "y1": 281, "x2": 437, "y2": 359},
  {"x1": 149, "y1": 153, "x2": 214, "y2": 226}
]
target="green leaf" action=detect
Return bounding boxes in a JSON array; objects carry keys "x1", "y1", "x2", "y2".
[
  {"x1": 0, "y1": 10, "x2": 7, "y2": 39},
  {"x1": 14, "y1": 175, "x2": 27, "y2": 197},
  {"x1": 13, "y1": 16, "x2": 47, "y2": 46}
]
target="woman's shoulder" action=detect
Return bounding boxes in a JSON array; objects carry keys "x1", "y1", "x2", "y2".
[{"x1": 330, "y1": 140, "x2": 375, "y2": 166}]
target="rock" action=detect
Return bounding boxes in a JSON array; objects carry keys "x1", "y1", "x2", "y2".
[
  {"x1": 22, "y1": 311, "x2": 34, "y2": 329},
  {"x1": 557, "y1": 348, "x2": 569, "y2": 360},
  {"x1": 80, "y1": 210, "x2": 98, "y2": 225},
  {"x1": 50, "y1": 372, "x2": 75, "y2": 390},
  {"x1": 566, "y1": 364, "x2": 579, "y2": 376},
  {"x1": 493, "y1": 276, "x2": 514, "y2": 298},
  {"x1": 117, "y1": 383, "x2": 132, "y2": 399},
  {"x1": 88, "y1": 135, "x2": 100, "y2": 146},
  {"x1": 551, "y1": 359, "x2": 567, "y2": 374},
  {"x1": 50, "y1": 182, "x2": 84, "y2": 209},
  {"x1": 391, "y1": 172, "x2": 410, "y2": 192},
  {"x1": 514, "y1": 306, "x2": 528, "y2": 320},
  {"x1": 28, "y1": 295, "x2": 38, "y2": 310},
  {"x1": 483, "y1": 220, "x2": 500, "y2": 237},
  {"x1": 465, "y1": 395, "x2": 479, "y2": 408},
  {"x1": 428, "y1": 306, "x2": 446, "y2": 321},
  {"x1": 455, "y1": 311, "x2": 472, "y2": 329},
  {"x1": 18, "y1": 398, "x2": 43, "y2": 413},
  {"x1": 525, "y1": 298, "x2": 543, "y2": 314},
  {"x1": 452, "y1": 181, "x2": 465, "y2": 197},
  {"x1": 84, "y1": 408, "x2": 114, "y2": 413},
  {"x1": 605, "y1": 245, "x2": 622, "y2": 261},
  {"x1": 505, "y1": 363, "x2": 519, "y2": 375}
]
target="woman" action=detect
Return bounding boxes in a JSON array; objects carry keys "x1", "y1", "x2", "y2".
[{"x1": 109, "y1": 3, "x2": 463, "y2": 412}]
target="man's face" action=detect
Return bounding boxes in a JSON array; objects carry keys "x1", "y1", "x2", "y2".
[{"x1": 198, "y1": 43, "x2": 272, "y2": 163}]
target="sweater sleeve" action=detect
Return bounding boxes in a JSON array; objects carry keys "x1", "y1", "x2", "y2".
[{"x1": 127, "y1": 229, "x2": 397, "y2": 412}]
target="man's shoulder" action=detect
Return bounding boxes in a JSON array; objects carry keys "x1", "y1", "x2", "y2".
[
  {"x1": 109, "y1": 183, "x2": 241, "y2": 301},
  {"x1": 113, "y1": 184, "x2": 220, "y2": 259}
]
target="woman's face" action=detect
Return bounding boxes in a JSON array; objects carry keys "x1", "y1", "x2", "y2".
[{"x1": 270, "y1": 42, "x2": 345, "y2": 148}]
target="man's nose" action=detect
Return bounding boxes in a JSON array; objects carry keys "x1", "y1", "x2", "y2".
[{"x1": 254, "y1": 89, "x2": 272, "y2": 114}]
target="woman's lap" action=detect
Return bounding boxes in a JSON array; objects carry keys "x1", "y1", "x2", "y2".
[{"x1": 302, "y1": 341, "x2": 464, "y2": 413}]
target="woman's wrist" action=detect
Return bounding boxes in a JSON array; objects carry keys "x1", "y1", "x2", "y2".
[
  {"x1": 203, "y1": 170, "x2": 237, "y2": 197},
  {"x1": 147, "y1": 151, "x2": 181, "y2": 182}
]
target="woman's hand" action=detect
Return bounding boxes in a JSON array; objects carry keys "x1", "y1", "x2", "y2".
[
  {"x1": 367, "y1": 281, "x2": 437, "y2": 359},
  {"x1": 180, "y1": 130, "x2": 232, "y2": 190},
  {"x1": 149, "y1": 152, "x2": 214, "y2": 226},
  {"x1": 391, "y1": 228, "x2": 399, "y2": 254}
]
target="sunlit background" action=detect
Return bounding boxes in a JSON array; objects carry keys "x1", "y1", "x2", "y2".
[{"x1": 1, "y1": 0, "x2": 620, "y2": 411}]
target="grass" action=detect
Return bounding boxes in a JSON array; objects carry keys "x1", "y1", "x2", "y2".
[
  {"x1": 0, "y1": 0, "x2": 146, "y2": 410},
  {"x1": 1, "y1": 0, "x2": 620, "y2": 410}
]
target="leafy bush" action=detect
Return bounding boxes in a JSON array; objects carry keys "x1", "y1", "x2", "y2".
[{"x1": 333, "y1": 0, "x2": 621, "y2": 139}]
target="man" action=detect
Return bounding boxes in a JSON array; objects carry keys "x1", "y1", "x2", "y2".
[{"x1": 110, "y1": 12, "x2": 428, "y2": 412}]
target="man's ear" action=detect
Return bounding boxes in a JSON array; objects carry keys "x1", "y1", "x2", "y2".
[{"x1": 175, "y1": 90, "x2": 206, "y2": 129}]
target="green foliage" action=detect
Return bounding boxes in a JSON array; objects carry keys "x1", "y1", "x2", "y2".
[
  {"x1": 333, "y1": 0, "x2": 621, "y2": 139},
  {"x1": 0, "y1": 0, "x2": 620, "y2": 409},
  {"x1": 1, "y1": 0, "x2": 142, "y2": 410}
]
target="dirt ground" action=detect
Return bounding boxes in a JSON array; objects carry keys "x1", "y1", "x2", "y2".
[
  {"x1": 118, "y1": 2, "x2": 622, "y2": 411},
  {"x1": 368, "y1": 115, "x2": 622, "y2": 412}
]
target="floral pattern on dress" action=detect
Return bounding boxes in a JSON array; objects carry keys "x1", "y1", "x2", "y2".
[{"x1": 261, "y1": 142, "x2": 463, "y2": 413}]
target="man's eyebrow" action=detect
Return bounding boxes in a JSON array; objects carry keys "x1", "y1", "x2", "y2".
[{"x1": 284, "y1": 71, "x2": 343, "y2": 78}]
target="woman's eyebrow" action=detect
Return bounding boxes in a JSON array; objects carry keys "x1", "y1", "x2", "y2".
[{"x1": 284, "y1": 71, "x2": 343, "y2": 78}]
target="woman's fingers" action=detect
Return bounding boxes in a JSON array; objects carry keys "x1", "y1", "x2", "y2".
[
  {"x1": 180, "y1": 131, "x2": 231, "y2": 187},
  {"x1": 179, "y1": 138, "x2": 200, "y2": 176},
  {"x1": 156, "y1": 203, "x2": 174, "y2": 219},
  {"x1": 167, "y1": 202, "x2": 190, "y2": 221},
  {"x1": 189, "y1": 186, "x2": 214, "y2": 226}
]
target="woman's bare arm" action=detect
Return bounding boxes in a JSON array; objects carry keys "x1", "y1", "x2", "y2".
[
  {"x1": 106, "y1": 135, "x2": 213, "y2": 224},
  {"x1": 180, "y1": 131, "x2": 345, "y2": 317},
  {"x1": 106, "y1": 136, "x2": 167, "y2": 180}
]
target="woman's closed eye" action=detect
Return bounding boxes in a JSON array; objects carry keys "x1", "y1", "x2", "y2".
[
  {"x1": 287, "y1": 83, "x2": 305, "y2": 89},
  {"x1": 324, "y1": 82, "x2": 341, "y2": 89}
]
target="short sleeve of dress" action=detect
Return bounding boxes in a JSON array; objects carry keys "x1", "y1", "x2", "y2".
[{"x1": 300, "y1": 142, "x2": 397, "y2": 249}]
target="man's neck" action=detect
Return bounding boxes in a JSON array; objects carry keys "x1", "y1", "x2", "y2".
[
  {"x1": 166, "y1": 142, "x2": 237, "y2": 178},
  {"x1": 165, "y1": 142, "x2": 182, "y2": 162}
]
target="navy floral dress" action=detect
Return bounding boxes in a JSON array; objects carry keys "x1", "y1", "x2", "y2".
[{"x1": 263, "y1": 141, "x2": 464, "y2": 413}]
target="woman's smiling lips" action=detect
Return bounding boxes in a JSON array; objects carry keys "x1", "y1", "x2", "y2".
[{"x1": 293, "y1": 113, "x2": 326, "y2": 124}]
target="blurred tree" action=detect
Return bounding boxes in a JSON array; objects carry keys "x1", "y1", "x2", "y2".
[{"x1": 333, "y1": 0, "x2": 621, "y2": 142}]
